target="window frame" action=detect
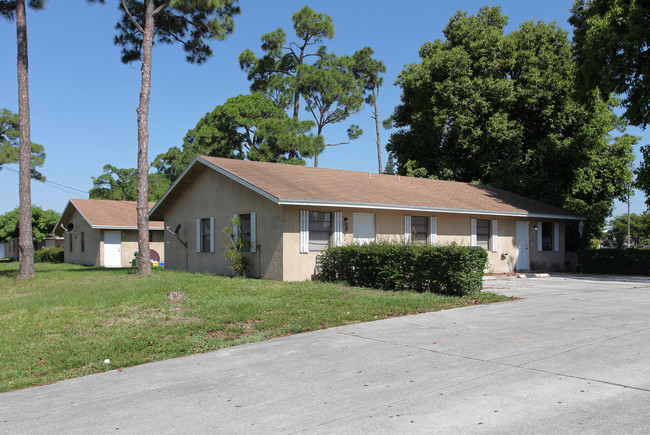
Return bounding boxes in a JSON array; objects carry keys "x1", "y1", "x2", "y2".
[
  {"x1": 239, "y1": 213, "x2": 252, "y2": 252},
  {"x1": 476, "y1": 218, "x2": 491, "y2": 251},
  {"x1": 196, "y1": 217, "x2": 215, "y2": 253},
  {"x1": 308, "y1": 211, "x2": 332, "y2": 252},
  {"x1": 410, "y1": 215, "x2": 429, "y2": 244}
]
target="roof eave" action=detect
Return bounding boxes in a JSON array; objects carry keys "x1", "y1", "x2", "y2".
[
  {"x1": 277, "y1": 199, "x2": 585, "y2": 220},
  {"x1": 91, "y1": 225, "x2": 164, "y2": 230}
]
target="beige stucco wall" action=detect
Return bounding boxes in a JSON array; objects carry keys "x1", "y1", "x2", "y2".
[
  {"x1": 282, "y1": 207, "x2": 568, "y2": 280},
  {"x1": 529, "y1": 221, "x2": 566, "y2": 272},
  {"x1": 63, "y1": 209, "x2": 100, "y2": 266},
  {"x1": 161, "y1": 166, "x2": 283, "y2": 279}
]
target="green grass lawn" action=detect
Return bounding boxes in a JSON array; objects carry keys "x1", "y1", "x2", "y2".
[{"x1": 0, "y1": 262, "x2": 513, "y2": 392}]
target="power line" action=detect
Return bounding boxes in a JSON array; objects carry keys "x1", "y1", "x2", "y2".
[{"x1": 0, "y1": 166, "x2": 89, "y2": 196}]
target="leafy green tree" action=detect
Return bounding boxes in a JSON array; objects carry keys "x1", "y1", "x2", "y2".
[
  {"x1": 153, "y1": 93, "x2": 323, "y2": 181},
  {"x1": 635, "y1": 146, "x2": 650, "y2": 209},
  {"x1": 0, "y1": 205, "x2": 60, "y2": 243},
  {"x1": 570, "y1": 2, "x2": 650, "y2": 210},
  {"x1": 89, "y1": 163, "x2": 169, "y2": 202},
  {"x1": 607, "y1": 213, "x2": 650, "y2": 248},
  {"x1": 1, "y1": 0, "x2": 46, "y2": 278},
  {"x1": 298, "y1": 53, "x2": 364, "y2": 167},
  {"x1": 570, "y1": 0, "x2": 650, "y2": 128},
  {"x1": 240, "y1": 6, "x2": 370, "y2": 165},
  {"x1": 239, "y1": 6, "x2": 334, "y2": 119},
  {"x1": 89, "y1": 164, "x2": 136, "y2": 201},
  {"x1": 387, "y1": 6, "x2": 635, "y2": 248},
  {"x1": 91, "y1": 0, "x2": 241, "y2": 275},
  {"x1": 0, "y1": 107, "x2": 45, "y2": 180},
  {"x1": 350, "y1": 47, "x2": 386, "y2": 173}
]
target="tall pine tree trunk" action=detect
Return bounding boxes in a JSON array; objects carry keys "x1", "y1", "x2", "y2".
[
  {"x1": 135, "y1": 0, "x2": 154, "y2": 275},
  {"x1": 313, "y1": 124, "x2": 323, "y2": 168},
  {"x1": 16, "y1": 0, "x2": 34, "y2": 279},
  {"x1": 372, "y1": 88, "x2": 382, "y2": 173}
]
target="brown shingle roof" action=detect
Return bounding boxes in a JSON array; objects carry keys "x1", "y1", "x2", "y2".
[
  {"x1": 55, "y1": 199, "x2": 164, "y2": 234},
  {"x1": 151, "y1": 156, "x2": 582, "y2": 220}
]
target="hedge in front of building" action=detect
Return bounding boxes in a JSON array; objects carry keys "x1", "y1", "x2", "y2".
[
  {"x1": 317, "y1": 243, "x2": 488, "y2": 296},
  {"x1": 578, "y1": 249, "x2": 650, "y2": 275},
  {"x1": 34, "y1": 247, "x2": 64, "y2": 263}
]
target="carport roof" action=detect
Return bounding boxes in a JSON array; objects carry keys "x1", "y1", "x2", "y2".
[{"x1": 150, "y1": 156, "x2": 584, "y2": 221}]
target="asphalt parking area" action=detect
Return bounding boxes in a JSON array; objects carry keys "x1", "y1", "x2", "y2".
[{"x1": 2, "y1": 274, "x2": 650, "y2": 434}]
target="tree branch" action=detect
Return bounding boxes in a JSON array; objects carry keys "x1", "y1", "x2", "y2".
[
  {"x1": 152, "y1": 0, "x2": 171, "y2": 15},
  {"x1": 161, "y1": 9, "x2": 209, "y2": 39},
  {"x1": 324, "y1": 140, "x2": 351, "y2": 147},
  {"x1": 121, "y1": 0, "x2": 145, "y2": 34}
]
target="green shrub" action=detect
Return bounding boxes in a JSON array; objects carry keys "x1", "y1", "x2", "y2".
[
  {"x1": 318, "y1": 242, "x2": 488, "y2": 296},
  {"x1": 578, "y1": 249, "x2": 650, "y2": 275},
  {"x1": 34, "y1": 247, "x2": 64, "y2": 263}
]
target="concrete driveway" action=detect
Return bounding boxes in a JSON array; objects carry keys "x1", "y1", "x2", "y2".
[{"x1": 2, "y1": 274, "x2": 650, "y2": 434}]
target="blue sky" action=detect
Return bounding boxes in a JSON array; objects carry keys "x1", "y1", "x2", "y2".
[{"x1": 0, "y1": 0, "x2": 646, "y2": 219}]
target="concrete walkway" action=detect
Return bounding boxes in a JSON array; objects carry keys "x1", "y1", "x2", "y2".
[{"x1": 2, "y1": 275, "x2": 650, "y2": 434}]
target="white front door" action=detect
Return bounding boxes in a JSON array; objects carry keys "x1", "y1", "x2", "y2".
[
  {"x1": 353, "y1": 213, "x2": 375, "y2": 245},
  {"x1": 516, "y1": 221, "x2": 530, "y2": 271},
  {"x1": 104, "y1": 230, "x2": 122, "y2": 268}
]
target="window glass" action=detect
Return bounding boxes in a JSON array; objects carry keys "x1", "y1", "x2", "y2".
[
  {"x1": 200, "y1": 218, "x2": 211, "y2": 252},
  {"x1": 81, "y1": 232, "x2": 85, "y2": 253},
  {"x1": 239, "y1": 214, "x2": 252, "y2": 252},
  {"x1": 476, "y1": 219, "x2": 490, "y2": 250},
  {"x1": 309, "y1": 211, "x2": 331, "y2": 251},
  {"x1": 542, "y1": 222, "x2": 553, "y2": 251},
  {"x1": 411, "y1": 216, "x2": 428, "y2": 243}
]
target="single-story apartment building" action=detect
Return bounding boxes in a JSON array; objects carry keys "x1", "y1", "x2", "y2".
[
  {"x1": 55, "y1": 199, "x2": 165, "y2": 267},
  {"x1": 149, "y1": 156, "x2": 584, "y2": 281}
]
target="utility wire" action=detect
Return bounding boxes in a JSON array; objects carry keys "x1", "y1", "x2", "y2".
[{"x1": 0, "y1": 166, "x2": 89, "y2": 196}]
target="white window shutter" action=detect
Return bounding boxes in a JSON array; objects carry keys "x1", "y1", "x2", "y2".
[
  {"x1": 491, "y1": 219, "x2": 498, "y2": 253},
  {"x1": 209, "y1": 217, "x2": 215, "y2": 253},
  {"x1": 233, "y1": 214, "x2": 238, "y2": 243},
  {"x1": 404, "y1": 215, "x2": 412, "y2": 243},
  {"x1": 333, "y1": 212, "x2": 343, "y2": 247},
  {"x1": 196, "y1": 218, "x2": 201, "y2": 253},
  {"x1": 470, "y1": 218, "x2": 477, "y2": 247},
  {"x1": 299, "y1": 210, "x2": 309, "y2": 254},
  {"x1": 250, "y1": 212, "x2": 257, "y2": 253},
  {"x1": 554, "y1": 222, "x2": 560, "y2": 252},
  {"x1": 537, "y1": 221, "x2": 543, "y2": 252},
  {"x1": 429, "y1": 216, "x2": 437, "y2": 246}
]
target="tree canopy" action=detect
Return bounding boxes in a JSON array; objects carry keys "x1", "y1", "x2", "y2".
[
  {"x1": 89, "y1": 163, "x2": 169, "y2": 202},
  {"x1": 0, "y1": 0, "x2": 44, "y2": 19},
  {"x1": 0, "y1": 107, "x2": 45, "y2": 180},
  {"x1": 606, "y1": 212, "x2": 650, "y2": 248},
  {"x1": 387, "y1": 6, "x2": 635, "y2": 247},
  {"x1": 152, "y1": 93, "x2": 323, "y2": 182},
  {"x1": 0, "y1": 205, "x2": 59, "y2": 243},
  {"x1": 350, "y1": 47, "x2": 386, "y2": 173},
  {"x1": 570, "y1": 0, "x2": 650, "y2": 128},
  {"x1": 239, "y1": 6, "x2": 368, "y2": 165}
]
